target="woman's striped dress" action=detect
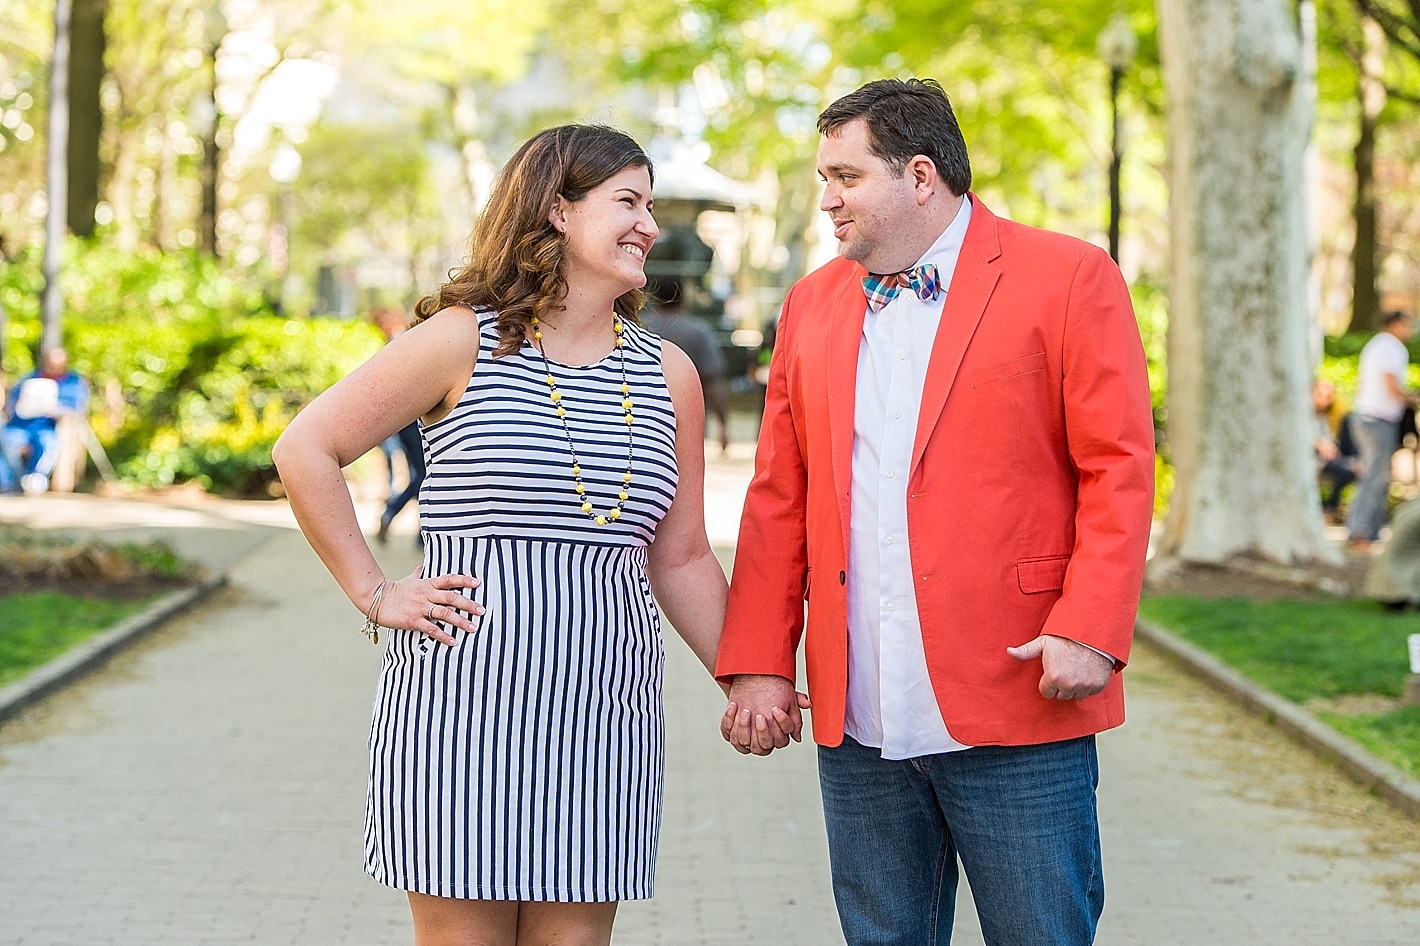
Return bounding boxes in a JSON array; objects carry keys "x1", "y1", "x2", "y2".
[{"x1": 364, "y1": 309, "x2": 678, "y2": 902}]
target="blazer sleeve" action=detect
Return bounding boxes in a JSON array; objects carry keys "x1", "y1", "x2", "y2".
[
  {"x1": 1040, "y1": 247, "x2": 1155, "y2": 666},
  {"x1": 715, "y1": 288, "x2": 810, "y2": 684}
]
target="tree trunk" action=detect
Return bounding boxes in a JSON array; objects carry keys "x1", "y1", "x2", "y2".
[
  {"x1": 65, "y1": 0, "x2": 105, "y2": 238},
  {"x1": 1155, "y1": 0, "x2": 1338, "y2": 565},
  {"x1": 447, "y1": 83, "x2": 493, "y2": 234},
  {"x1": 1351, "y1": 12, "x2": 1385, "y2": 332}
]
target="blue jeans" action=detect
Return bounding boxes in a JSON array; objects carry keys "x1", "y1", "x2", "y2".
[
  {"x1": 2, "y1": 425, "x2": 59, "y2": 480},
  {"x1": 1346, "y1": 414, "x2": 1400, "y2": 541},
  {"x1": 381, "y1": 422, "x2": 425, "y2": 526},
  {"x1": 818, "y1": 735, "x2": 1103, "y2": 946}
]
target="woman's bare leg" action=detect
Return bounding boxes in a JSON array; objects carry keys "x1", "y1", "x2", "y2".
[
  {"x1": 517, "y1": 902, "x2": 617, "y2": 946},
  {"x1": 408, "y1": 893, "x2": 517, "y2": 946},
  {"x1": 407, "y1": 895, "x2": 617, "y2": 946}
]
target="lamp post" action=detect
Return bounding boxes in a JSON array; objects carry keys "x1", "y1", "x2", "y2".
[
  {"x1": 41, "y1": 0, "x2": 72, "y2": 357},
  {"x1": 198, "y1": 5, "x2": 226, "y2": 257},
  {"x1": 268, "y1": 143, "x2": 302, "y2": 314},
  {"x1": 1097, "y1": 13, "x2": 1137, "y2": 263}
]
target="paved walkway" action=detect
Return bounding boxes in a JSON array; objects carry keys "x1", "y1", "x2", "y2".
[{"x1": 2, "y1": 456, "x2": 1420, "y2": 945}]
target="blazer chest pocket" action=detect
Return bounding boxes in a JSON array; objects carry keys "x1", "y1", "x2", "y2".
[
  {"x1": 1017, "y1": 555, "x2": 1070, "y2": 594},
  {"x1": 970, "y1": 351, "x2": 1046, "y2": 388}
]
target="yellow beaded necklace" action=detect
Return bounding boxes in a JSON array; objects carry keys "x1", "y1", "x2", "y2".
[{"x1": 531, "y1": 313, "x2": 634, "y2": 526}]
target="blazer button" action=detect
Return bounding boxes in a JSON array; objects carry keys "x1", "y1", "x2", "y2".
[{"x1": 839, "y1": 570, "x2": 846, "y2": 585}]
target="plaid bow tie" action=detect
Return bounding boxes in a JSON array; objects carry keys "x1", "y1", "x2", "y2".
[{"x1": 862, "y1": 263, "x2": 943, "y2": 312}]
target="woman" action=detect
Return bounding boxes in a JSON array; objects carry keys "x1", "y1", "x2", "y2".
[{"x1": 273, "y1": 124, "x2": 727, "y2": 946}]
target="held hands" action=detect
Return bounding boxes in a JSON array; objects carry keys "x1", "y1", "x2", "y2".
[
  {"x1": 370, "y1": 565, "x2": 484, "y2": 647},
  {"x1": 1007, "y1": 634, "x2": 1114, "y2": 701},
  {"x1": 720, "y1": 674, "x2": 813, "y2": 756}
]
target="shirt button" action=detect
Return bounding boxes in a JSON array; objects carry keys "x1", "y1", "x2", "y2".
[
  {"x1": 897, "y1": 352, "x2": 906, "y2": 361},
  {"x1": 886, "y1": 602, "x2": 896, "y2": 611},
  {"x1": 892, "y1": 410, "x2": 901, "y2": 419},
  {"x1": 885, "y1": 470, "x2": 895, "y2": 478},
  {"x1": 885, "y1": 536, "x2": 894, "y2": 545}
]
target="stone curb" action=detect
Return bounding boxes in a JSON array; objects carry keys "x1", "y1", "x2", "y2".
[
  {"x1": 0, "y1": 575, "x2": 226, "y2": 726},
  {"x1": 1136, "y1": 617, "x2": 1420, "y2": 820}
]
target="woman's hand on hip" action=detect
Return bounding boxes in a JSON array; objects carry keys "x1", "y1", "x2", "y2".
[{"x1": 382, "y1": 564, "x2": 483, "y2": 647}]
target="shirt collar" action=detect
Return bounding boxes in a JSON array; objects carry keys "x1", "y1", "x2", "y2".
[{"x1": 913, "y1": 194, "x2": 973, "y2": 276}]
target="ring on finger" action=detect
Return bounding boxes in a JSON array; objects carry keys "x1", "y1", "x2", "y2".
[{"x1": 424, "y1": 603, "x2": 435, "y2": 622}]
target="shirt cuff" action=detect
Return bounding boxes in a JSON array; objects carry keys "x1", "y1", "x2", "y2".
[{"x1": 1069, "y1": 639, "x2": 1118, "y2": 667}]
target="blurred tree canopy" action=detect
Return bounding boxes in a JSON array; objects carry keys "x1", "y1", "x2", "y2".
[{"x1": 2, "y1": 0, "x2": 1420, "y2": 510}]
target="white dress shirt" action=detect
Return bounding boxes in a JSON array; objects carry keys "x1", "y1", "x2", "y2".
[
  {"x1": 1354, "y1": 331, "x2": 1411, "y2": 424},
  {"x1": 843, "y1": 197, "x2": 973, "y2": 760}
]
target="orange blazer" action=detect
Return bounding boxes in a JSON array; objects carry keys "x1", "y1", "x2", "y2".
[{"x1": 716, "y1": 196, "x2": 1155, "y2": 748}]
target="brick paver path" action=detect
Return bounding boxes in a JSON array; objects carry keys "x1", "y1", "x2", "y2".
[{"x1": 3, "y1": 459, "x2": 1419, "y2": 944}]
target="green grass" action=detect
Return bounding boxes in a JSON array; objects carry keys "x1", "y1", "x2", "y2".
[
  {"x1": 0, "y1": 529, "x2": 197, "y2": 689},
  {"x1": 1140, "y1": 596, "x2": 1420, "y2": 779},
  {"x1": 0, "y1": 592, "x2": 159, "y2": 688},
  {"x1": 1320, "y1": 706, "x2": 1420, "y2": 780}
]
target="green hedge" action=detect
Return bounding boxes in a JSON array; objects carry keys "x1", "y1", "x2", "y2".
[
  {"x1": 1, "y1": 240, "x2": 381, "y2": 495},
  {"x1": 1319, "y1": 332, "x2": 1420, "y2": 396}
]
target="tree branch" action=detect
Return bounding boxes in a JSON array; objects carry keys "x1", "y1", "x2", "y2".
[
  {"x1": 1382, "y1": 81, "x2": 1420, "y2": 105},
  {"x1": 1357, "y1": 0, "x2": 1420, "y2": 60}
]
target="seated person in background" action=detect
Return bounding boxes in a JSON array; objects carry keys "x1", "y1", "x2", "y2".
[
  {"x1": 642, "y1": 274, "x2": 731, "y2": 454},
  {"x1": 1, "y1": 347, "x2": 90, "y2": 494},
  {"x1": 1314, "y1": 378, "x2": 1360, "y2": 524}
]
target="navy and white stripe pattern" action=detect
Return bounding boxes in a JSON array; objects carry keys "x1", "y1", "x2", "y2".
[{"x1": 364, "y1": 309, "x2": 678, "y2": 902}]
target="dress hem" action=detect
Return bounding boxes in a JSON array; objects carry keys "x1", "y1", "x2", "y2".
[{"x1": 365, "y1": 868, "x2": 652, "y2": 903}]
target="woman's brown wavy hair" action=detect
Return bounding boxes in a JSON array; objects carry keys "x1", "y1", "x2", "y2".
[{"x1": 414, "y1": 124, "x2": 655, "y2": 357}]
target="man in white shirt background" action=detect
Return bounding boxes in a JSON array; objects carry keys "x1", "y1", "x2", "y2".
[{"x1": 1347, "y1": 310, "x2": 1417, "y2": 551}]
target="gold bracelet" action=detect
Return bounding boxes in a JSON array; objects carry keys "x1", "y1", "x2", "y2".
[{"x1": 361, "y1": 579, "x2": 390, "y2": 645}]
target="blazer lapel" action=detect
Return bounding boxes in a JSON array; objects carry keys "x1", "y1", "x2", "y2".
[
  {"x1": 827, "y1": 276, "x2": 867, "y2": 551},
  {"x1": 911, "y1": 197, "x2": 1002, "y2": 476}
]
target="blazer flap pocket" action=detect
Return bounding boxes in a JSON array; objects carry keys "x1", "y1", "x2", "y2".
[
  {"x1": 971, "y1": 351, "x2": 1046, "y2": 387},
  {"x1": 1017, "y1": 555, "x2": 1070, "y2": 594}
]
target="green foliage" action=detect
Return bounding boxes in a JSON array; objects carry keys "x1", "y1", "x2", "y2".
[
  {"x1": 0, "y1": 526, "x2": 195, "y2": 581},
  {"x1": 1129, "y1": 278, "x2": 1170, "y2": 516},
  {"x1": 1, "y1": 239, "x2": 382, "y2": 495},
  {"x1": 108, "y1": 539, "x2": 188, "y2": 578},
  {"x1": 120, "y1": 315, "x2": 381, "y2": 494},
  {"x1": 1319, "y1": 332, "x2": 1420, "y2": 402},
  {"x1": 288, "y1": 118, "x2": 446, "y2": 309}
]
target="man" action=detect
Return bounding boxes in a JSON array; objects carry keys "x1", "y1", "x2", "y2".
[
  {"x1": 369, "y1": 307, "x2": 425, "y2": 548},
  {"x1": 2, "y1": 347, "x2": 90, "y2": 494},
  {"x1": 716, "y1": 78, "x2": 1154, "y2": 946},
  {"x1": 642, "y1": 274, "x2": 732, "y2": 453},
  {"x1": 1346, "y1": 311, "x2": 1416, "y2": 551}
]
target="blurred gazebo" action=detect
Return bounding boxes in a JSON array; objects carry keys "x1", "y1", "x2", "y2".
[{"x1": 644, "y1": 134, "x2": 770, "y2": 379}]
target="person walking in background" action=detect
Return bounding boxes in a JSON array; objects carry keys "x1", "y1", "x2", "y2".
[
  {"x1": 369, "y1": 307, "x2": 426, "y2": 547},
  {"x1": 642, "y1": 273, "x2": 732, "y2": 454},
  {"x1": 1346, "y1": 310, "x2": 1417, "y2": 552},
  {"x1": 716, "y1": 78, "x2": 1155, "y2": 946},
  {"x1": 273, "y1": 124, "x2": 728, "y2": 946},
  {"x1": 1, "y1": 347, "x2": 90, "y2": 495},
  {"x1": 1313, "y1": 378, "x2": 1359, "y2": 525}
]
